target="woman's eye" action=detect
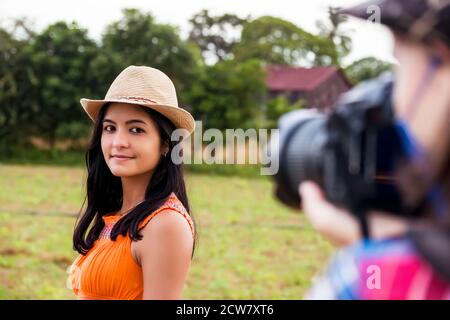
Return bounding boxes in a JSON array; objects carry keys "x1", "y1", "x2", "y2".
[
  {"x1": 131, "y1": 127, "x2": 144, "y2": 134},
  {"x1": 102, "y1": 126, "x2": 144, "y2": 134}
]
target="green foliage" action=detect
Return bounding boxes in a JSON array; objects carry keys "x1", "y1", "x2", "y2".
[
  {"x1": 0, "y1": 146, "x2": 263, "y2": 178},
  {"x1": 0, "y1": 146, "x2": 85, "y2": 166},
  {"x1": 232, "y1": 16, "x2": 340, "y2": 67},
  {"x1": 187, "y1": 59, "x2": 267, "y2": 129},
  {"x1": 265, "y1": 96, "x2": 305, "y2": 128},
  {"x1": 185, "y1": 163, "x2": 262, "y2": 178},
  {"x1": 345, "y1": 57, "x2": 393, "y2": 85},
  {"x1": 316, "y1": 6, "x2": 352, "y2": 66},
  {"x1": 55, "y1": 121, "x2": 91, "y2": 140},
  {"x1": 0, "y1": 23, "x2": 38, "y2": 145},
  {"x1": 233, "y1": 16, "x2": 310, "y2": 65},
  {"x1": 188, "y1": 10, "x2": 246, "y2": 63},
  {"x1": 26, "y1": 21, "x2": 101, "y2": 147},
  {"x1": 102, "y1": 8, "x2": 200, "y2": 96}
]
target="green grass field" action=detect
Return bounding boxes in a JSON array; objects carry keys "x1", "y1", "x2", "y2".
[{"x1": 0, "y1": 164, "x2": 334, "y2": 299}]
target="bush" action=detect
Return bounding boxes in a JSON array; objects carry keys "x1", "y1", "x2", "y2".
[
  {"x1": 185, "y1": 163, "x2": 265, "y2": 179},
  {"x1": 0, "y1": 146, "x2": 267, "y2": 179},
  {"x1": 0, "y1": 146, "x2": 85, "y2": 167}
]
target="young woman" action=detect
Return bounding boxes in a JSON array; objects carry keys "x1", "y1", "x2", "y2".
[
  {"x1": 299, "y1": 0, "x2": 450, "y2": 299},
  {"x1": 68, "y1": 65, "x2": 197, "y2": 300}
]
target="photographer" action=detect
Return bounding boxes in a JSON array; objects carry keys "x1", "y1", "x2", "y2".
[{"x1": 295, "y1": 0, "x2": 450, "y2": 299}]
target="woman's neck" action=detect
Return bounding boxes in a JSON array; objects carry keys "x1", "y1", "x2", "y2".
[{"x1": 119, "y1": 172, "x2": 152, "y2": 214}]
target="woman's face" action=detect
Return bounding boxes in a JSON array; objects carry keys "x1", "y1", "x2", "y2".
[
  {"x1": 392, "y1": 38, "x2": 426, "y2": 118},
  {"x1": 392, "y1": 36, "x2": 450, "y2": 178},
  {"x1": 101, "y1": 103, "x2": 167, "y2": 178}
]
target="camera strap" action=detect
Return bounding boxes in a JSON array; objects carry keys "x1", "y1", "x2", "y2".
[
  {"x1": 396, "y1": 54, "x2": 449, "y2": 221},
  {"x1": 404, "y1": 54, "x2": 442, "y2": 121},
  {"x1": 353, "y1": 204, "x2": 370, "y2": 240},
  {"x1": 396, "y1": 119, "x2": 449, "y2": 220}
]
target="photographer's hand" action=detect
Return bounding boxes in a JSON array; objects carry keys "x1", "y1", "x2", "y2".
[{"x1": 299, "y1": 181, "x2": 408, "y2": 246}]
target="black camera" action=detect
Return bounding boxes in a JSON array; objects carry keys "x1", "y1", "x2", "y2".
[{"x1": 270, "y1": 73, "x2": 411, "y2": 233}]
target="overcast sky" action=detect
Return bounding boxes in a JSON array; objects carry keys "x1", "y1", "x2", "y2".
[{"x1": 0, "y1": 0, "x2": 396, "y2": 66}]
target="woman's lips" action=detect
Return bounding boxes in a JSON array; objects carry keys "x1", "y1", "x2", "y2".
[{"x1": 112, "y1": 156, "x2": 135, "y2": 161}]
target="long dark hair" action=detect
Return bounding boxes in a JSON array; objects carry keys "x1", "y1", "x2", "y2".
[
  {"x1": 73, "y1": 103, "x2": 196, "y2": 257},
  {"x1": 408, "y1": 137, "x2": 450, "y2": 281}
]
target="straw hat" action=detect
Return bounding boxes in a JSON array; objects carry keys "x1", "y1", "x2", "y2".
[{"x1": 80, "y1": 65, "x2": 195, "y2": 135}]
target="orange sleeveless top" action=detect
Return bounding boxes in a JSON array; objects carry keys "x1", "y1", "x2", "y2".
[{"x1": 68, "y1": 192, "x2": 195, "y2": 300}]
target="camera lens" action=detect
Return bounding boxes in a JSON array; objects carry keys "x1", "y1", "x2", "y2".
[
  {"x1": 284, "y1": 117, "x2": 328, "y2": 194},
  {"x1": 272, "y1": 110, "x2": 328, "y2": 208}
]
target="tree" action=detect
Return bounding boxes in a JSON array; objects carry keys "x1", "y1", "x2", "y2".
[
  {"x1": 27, "y1": 21, "x2": 101, "y2": 148},
  {"x1": 186, "y1": 59, "x2": 266, "y2": 130},
  {"x1": 264, "y1": 96, "x2": 305, "y2": 129},
  {"x1": 316, "y1": 6, "x2": 352, "y2": 66},
  {"x1": 232, "y1": 16, "x2": 341, "y2": 67},
  {"x1": 102, "y1": 8, "x2": 201, "y2": 102},
  {"x1": 0, "y1": 20, "x2": 38, "y2": 146},
  {"x1": 188, "y1": 10, "x2": 246, "y2": 64},
  {"x1": 345, "y1": 57, "x2": 393, "y2": 85}
]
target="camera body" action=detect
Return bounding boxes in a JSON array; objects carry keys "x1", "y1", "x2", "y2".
[{"x1": 273, "y1": 73, "x2": 409, "y2": 218}]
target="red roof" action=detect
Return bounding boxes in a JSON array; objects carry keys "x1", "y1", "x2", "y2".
[{"x1": 266, "y1": 65, "x2": 344, "y2": 91}]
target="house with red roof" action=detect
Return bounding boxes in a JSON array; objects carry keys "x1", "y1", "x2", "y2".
[{"x1": 266, "y1": 65, "x2": 352, "y2": 111}]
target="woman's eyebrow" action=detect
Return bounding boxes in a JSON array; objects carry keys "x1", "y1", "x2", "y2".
[{"x1": 103, "y1": 119, "x2": 148, "y2": 126}]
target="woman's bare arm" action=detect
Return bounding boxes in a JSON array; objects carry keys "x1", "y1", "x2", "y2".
[{"x1": 135, "y1": 209, "x2": 194, "y2": 300}]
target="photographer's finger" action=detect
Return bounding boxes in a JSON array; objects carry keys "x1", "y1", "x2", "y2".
[
  {"x1": 300, "y1": 182, "x2": 360, "y2": 245},
  {"x1": 299, "y1": 181, "x2": 325, "y2": 204},
  {"x1": 298, "y1": 181, "x2": 332, "y2": 218}
]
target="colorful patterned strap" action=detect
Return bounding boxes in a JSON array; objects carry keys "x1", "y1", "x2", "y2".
[{"x1": 138, "y1": 193, "x2": 195, "y2": 239}]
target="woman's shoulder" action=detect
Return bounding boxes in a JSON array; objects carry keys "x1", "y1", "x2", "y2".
[
  {"x1": 138, "y1": 192, "x2": 194, "y2": 238},
  {"x1": 139, "y1": 207, "x2": 194, "y2": 246},
  {"x1": 163, "y1": 192, "x2": 189, "y2": 215}
]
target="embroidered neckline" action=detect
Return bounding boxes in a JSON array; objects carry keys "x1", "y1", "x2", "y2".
[
  {"x1": 102, "y1": 215, "x2": 121, "y2": 223},
  {"x1": 101, "y1": 192, "x2": 178, "y2": 224}
]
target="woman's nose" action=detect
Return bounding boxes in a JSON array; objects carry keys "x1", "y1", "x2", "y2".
[{"x1": 111, "y1": 128, "x2": 130, "y2": 148}]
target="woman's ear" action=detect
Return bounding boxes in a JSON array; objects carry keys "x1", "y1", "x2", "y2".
[
  {"x1": 161, "y1": 140, "x2": 170, "y2": 157},
  {"x1": 432, "y1": 39, "x2": 450, "y2": 63}
]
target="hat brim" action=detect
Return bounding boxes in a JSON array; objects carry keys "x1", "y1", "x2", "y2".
[
  {"x1": 339, "y1": 0, "x2": 409, "y2": 31},
  {"x1": 80, "y1": 98, "x2": 195, "y2": 135},
  {"x1": 339, "y1": 0, "x2": 387, "y2": 20},
  {"x1": 339, "y1": 0, "x2": 386, "y2": 19}
]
